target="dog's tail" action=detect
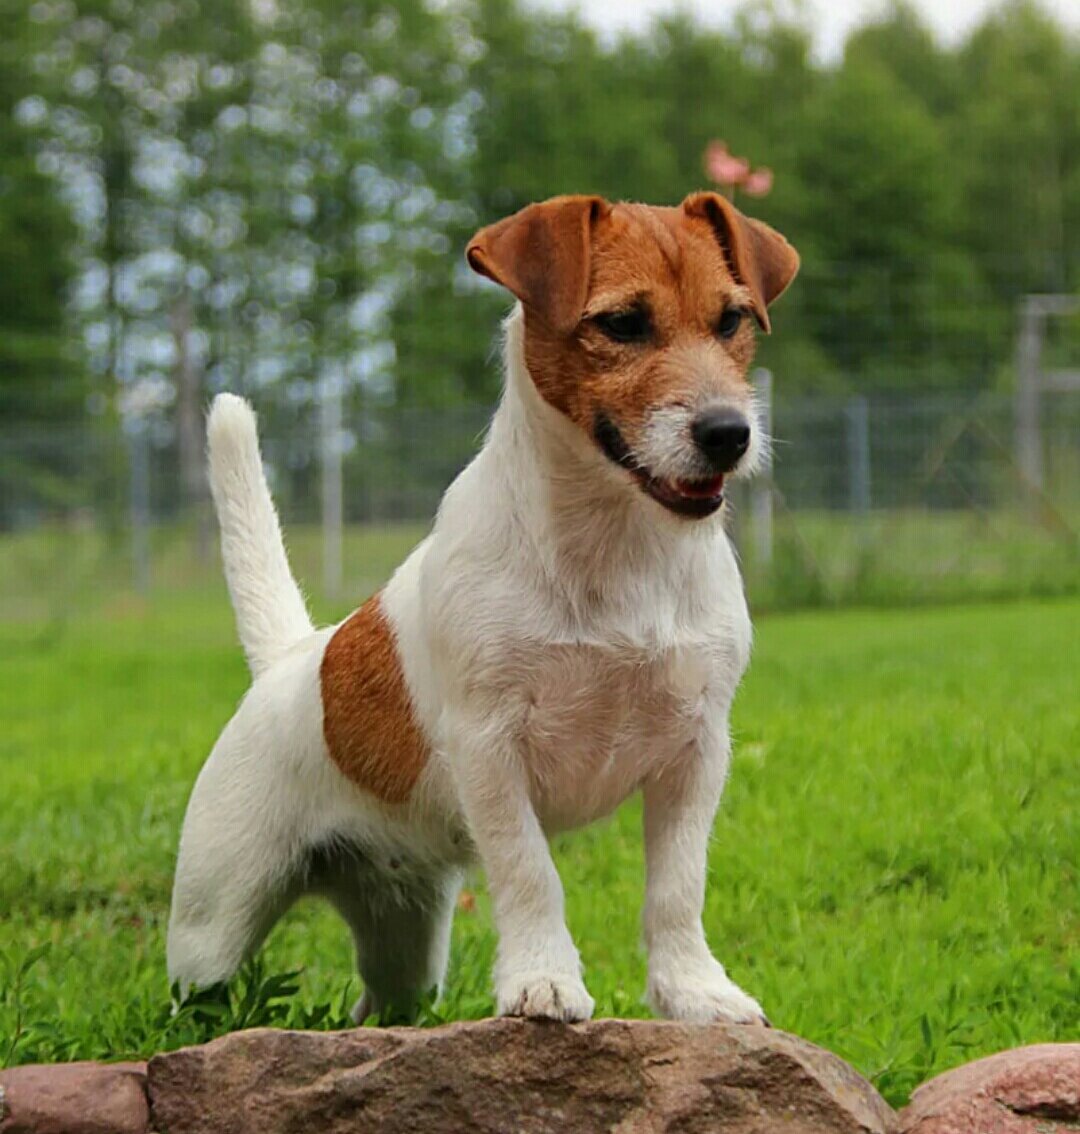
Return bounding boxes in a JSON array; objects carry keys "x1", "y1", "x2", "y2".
[{"x1": 206, "y1": 393, "x2": 313, "y2": 678}]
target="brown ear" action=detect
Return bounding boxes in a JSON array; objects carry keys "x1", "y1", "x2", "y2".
[
  {"x1": 466, "y1": 195, "x2": 611, "y2": 333},
  {"x1": 682, "y1": 192, "x2": 799, "y2": 333}
]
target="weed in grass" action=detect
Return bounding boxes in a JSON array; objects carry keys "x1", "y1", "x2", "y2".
[
  {"x1": 167, "y1": 957, "x2": 356, "y2": 1044},
  {"x1": 1, "y1": 945, "x2": 55, "y2": 1066}
]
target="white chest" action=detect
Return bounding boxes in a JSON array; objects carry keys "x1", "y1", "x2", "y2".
[{"x1": 513, "y1": 630, "x2": 746, "y2": 831}]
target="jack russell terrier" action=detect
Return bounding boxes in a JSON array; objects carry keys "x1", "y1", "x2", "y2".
[{"x1": 167, "y1": 192, "x2": 799, "y2": 1025}]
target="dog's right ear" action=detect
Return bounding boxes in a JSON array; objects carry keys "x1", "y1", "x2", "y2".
[{"x1": 466, "y1": 196, "x2": 611, "y2": 334}]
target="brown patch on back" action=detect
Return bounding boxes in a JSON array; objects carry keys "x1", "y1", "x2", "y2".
[{"x1": 320, "y1": 593, "x2": 428, "y2": 805}]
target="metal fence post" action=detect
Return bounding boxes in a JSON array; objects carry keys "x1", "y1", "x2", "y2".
[
  {"x1": 128, "y1": 420, "x2": 151, "y2": 595},
  {"x1": 1015, "y1": 296, "x2": 1044, "y2": 491},
  {"x1": 320, "y1": 374, "x2": 344, "y2": 602},
  {"x1": 750, "y1": 368, "x2": 774, "y2": 568},
  {"x1": 845, "y1": 395, "x2": 871, "y2": 515}
]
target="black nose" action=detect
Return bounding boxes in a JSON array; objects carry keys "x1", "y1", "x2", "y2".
[{"x1": 690, "y1": 409, "x2": 751, "y2": 472}]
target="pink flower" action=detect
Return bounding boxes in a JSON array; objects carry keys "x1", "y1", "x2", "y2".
[
  {"x1": 704, "y1": 141, "x2": 750, "y2": 187},
  {"x1": 742, "y1": 167, "x2": 774, "y2": 197}
]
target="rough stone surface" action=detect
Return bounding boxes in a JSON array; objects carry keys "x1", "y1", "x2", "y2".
[
  {"x1": 147, "y1": 1018, "x2": 896, "y2": 1134},
  {"x1": 899, "y1": 1044, "x2": 1080, "y2": 1134},
  {"x1": 0, "y1": 1061, "x2": 148, "y2": 1134}
]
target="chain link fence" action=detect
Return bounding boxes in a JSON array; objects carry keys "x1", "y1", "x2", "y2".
[{"x1": 2, "y1": 377, "x2": 1077, "y2": 624}]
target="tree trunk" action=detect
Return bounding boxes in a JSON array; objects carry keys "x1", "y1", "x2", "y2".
[{"x1": 172, "y1": 294, "x2": 211, "y2": 563}]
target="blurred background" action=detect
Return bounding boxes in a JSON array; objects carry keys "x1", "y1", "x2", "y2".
[{"x1": 1, "y1": 0, "x2": 1078, "y2": 622}]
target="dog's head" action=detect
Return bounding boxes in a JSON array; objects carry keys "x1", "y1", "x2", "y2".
[{"x1": 467, "y1": 194, "x2": 798, "y2": 518}]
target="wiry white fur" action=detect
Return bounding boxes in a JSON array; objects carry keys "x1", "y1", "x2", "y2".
[
  {"x1": 637, "y1": 378, "x2": 770, "y2": 484},
  {"x1": 168, "y1": 308, "x2": 765, "y2": 1026},
  {"x1": 206, "y1": 394, "x2": 314, "y2": 677}
]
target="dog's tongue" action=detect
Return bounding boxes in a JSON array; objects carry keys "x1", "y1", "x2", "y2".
[{"x1": 673, "y1": 474, "x2": 725, "y2": 499}]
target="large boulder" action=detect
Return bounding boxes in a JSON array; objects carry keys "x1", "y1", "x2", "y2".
[
  {"x1": 10, "y1": 1024, "x2": 1079, "y2": 1133},
  {"x1": 0, "y1": 1061, "x2": 148, "y2": 1134},
  {"x1": 147, "y1": 1018, "x2": 895, "y2": 1134},
  {"x1": 898, "y1": 1043, "x2": 1080, "y2": 1133}
]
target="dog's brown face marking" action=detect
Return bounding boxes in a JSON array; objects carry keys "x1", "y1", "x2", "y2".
[
  {"x1": 321, "y1": 593, "x2": 427, "y2": 805},
  {"x1": 521, "y1": 203, "x2": 759, "y2": 427},
  {"x1": 467, "y1": 193, "x2": 799, "y2": 514}
]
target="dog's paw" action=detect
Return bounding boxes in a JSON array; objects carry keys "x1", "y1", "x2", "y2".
[
  {"x1": 648, "y1": 963, "x2": 768, "y2": 1026},
  {"x1": 497, "y1": 971, "x2": 595, "y2": 1022}
]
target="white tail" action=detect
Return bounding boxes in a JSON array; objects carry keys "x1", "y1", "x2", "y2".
[{"x1": 206, "y1": 394, "x2": 313, "y2": 677}]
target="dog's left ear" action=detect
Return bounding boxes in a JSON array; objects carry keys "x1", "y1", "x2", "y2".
[
  {"x1": 682, "y1": 192, "x2": 799, "y2": 333},
  {"x1": 466, "y1": 195, "x2": 612, "y2": 334}
]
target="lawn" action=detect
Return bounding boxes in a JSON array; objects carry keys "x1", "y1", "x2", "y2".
[{"x1": 1, "y1": 584, "x2": 1077, "y2": 1106}]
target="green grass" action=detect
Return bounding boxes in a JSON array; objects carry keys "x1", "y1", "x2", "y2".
[
  {"x1": 0, "y1": 520, "x2": 429, "y2": 625},
  {"x1": 1, "y1": 504, "x2": 1076, "y2": 627},
  {"x1": 733, "y1": 505, "x2": 1080, "y2": 610},
  {"x1": 1, "y1": 586, "x2": 1077, "y2": 1106}
]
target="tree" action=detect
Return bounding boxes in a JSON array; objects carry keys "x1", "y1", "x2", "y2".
[
  {"x1": 790, "y1": 54, "x2": 978, "y2": 386},
  {"x1": 0, "y1": 1, "x2": 79, "y2": 423},
  {"x1": 956, "y1": 2, "x2": 1079, "y2": 302},
  {"x1": 844, "y1": 1, "x2": 958, "y2": 114}
]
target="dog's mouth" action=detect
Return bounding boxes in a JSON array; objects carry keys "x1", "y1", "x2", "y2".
[{"x1": 593, "y1": 413, "x2": 726, "y2": 518}]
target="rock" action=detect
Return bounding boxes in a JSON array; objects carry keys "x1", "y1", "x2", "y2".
[
  {"x1": 898, "y1": 1043, "x2": 1080, "y2": 1133},
  {"x1": 0, "y1": 1061, "x2": 148, "y2": 1134},
  {"x1": 147, "y1": 1018, "x2": 895, "y2": 1134}
]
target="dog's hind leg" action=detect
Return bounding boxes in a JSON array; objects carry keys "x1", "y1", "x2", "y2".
[
  {"x1": 166, "y1": 703, "x2": 315, "y2": 997},
  {"x1": 322, "y1": 863, "x2": 461, "y2": 1023}
]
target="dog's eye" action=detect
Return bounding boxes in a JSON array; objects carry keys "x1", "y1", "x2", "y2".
[
  {"x1": 716, "y1": 308, "x2": 744, "y2": 340},
  {"x1": 593, "y1": 307, "x2": 651, "y2": 344}
]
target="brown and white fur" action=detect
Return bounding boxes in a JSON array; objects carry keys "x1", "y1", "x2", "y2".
[{"x1": 167, "y1": 193, "x2": 799, "y2": 1025}]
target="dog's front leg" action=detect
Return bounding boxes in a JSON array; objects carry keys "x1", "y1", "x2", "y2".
[
  {"x1": 642, "y1": 733, "x2": 768, "y2": 1026},
  {"x1": 448, "y1": 713, "x2": 594, "y2": 1022}
]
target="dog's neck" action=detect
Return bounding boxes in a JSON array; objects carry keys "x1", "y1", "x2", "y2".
[{"x1": 485, "y1": 307, "x2": 723, "y2": 605}]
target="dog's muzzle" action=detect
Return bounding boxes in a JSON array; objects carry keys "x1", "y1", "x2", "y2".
[{"x1": 594, "y1": 411, "x2": 734, "y2": 519}]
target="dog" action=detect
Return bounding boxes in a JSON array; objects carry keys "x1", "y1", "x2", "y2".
[{"x1": 167, "y1": 192, "x2": 799, "y2": 1025}]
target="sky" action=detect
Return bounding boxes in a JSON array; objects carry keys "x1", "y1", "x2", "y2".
[{"x1": 527, "y1": 0, "x2": 1080, "y2": 61}]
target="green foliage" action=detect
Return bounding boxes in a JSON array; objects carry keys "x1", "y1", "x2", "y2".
[
  {"x1": 793, "y1": 59, "x2": 956, "y2": 380},
  {"x1": 168, "y1": 958, "x2": 355, "y2": 1038},
  {"x1": 957, "y1": 2, "x2": 1080, "y2": 298},
  {"x1": 0, "y1": 0, "x2": 1077, "y2": 438},
  {"x1": 0, "y1": 1, "x2": 80, "y2": 422}
]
